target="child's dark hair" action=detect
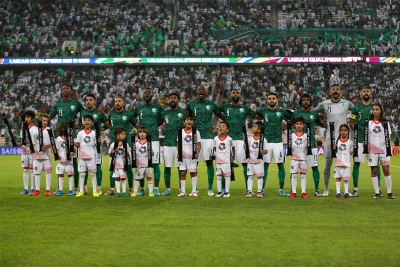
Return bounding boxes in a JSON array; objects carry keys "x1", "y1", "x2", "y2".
[
  {"x1": 183, "y1": 114, "x2": 194, "y2": 121},
  {"x1": 370, "y1": 103, "x2": 385, "y2": 122},
  {"x1": 219, "y1": 121, "x2": 229, "y2": 130},
  {"x1": 114, "y1": 128, "x2": 125, "y2": 136},
  {"x1": 254, "y1": 121, "x2": 265, "y2": 131},
  {"x1": 138, "y1": 126, "x2": 148, "y2": 133},
  {"x1": 294, "y1": 116, "x2": 305, "y2": 125},
  {"x1": 24, "y1": 110, "x2": 35, "y2": 119},
  {"x1": 83, "y1": 114, "x2": 94, "y2": 122},
  {"x1": 57, "y1": 122, "x2": 69, "y2": 136},
  {"x1": 336, "y1": 124, "x2": 350, "y2": 152}
]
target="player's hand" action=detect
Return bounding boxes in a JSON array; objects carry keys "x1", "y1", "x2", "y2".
[
  {"x1": 70, "y1": 152, "x2": 75, "y2": 157},
  {"x1": 110, "y1": 150, "x2": 115, "y2": 154},
  {"x1": 194, "y1": 153, "x2": 199, "y2": 159},
  {"x1": 261, "y1": 149, "x2": 268, "y2": 155},
  {"x1": 97, "y1": 137, "x2": 101, "y2": 143},
  {"x1": 151, "y1": 150, "x2": 154, "y2": 156},
  {"x1": 310, "y1": 107, "x2": 314, "y2": 112},
  {"x1": 98, "y1": 107, "x2": 104, "y2": 114},
  {"x1": 210, "y1": 127, "x2": 214, "y2": 132}
]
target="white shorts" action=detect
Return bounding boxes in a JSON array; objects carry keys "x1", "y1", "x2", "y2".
[
  {"x1": 290, "y1": 160, "x2": 308, "y2": 174},
  {"x1": 216, "y1": 163, "x2": 231, "y2": 177},
  {"x1": 136, "y1": 167, "x2": 152, "y2": 179},
  {"x1": 112, "y1": 168, "x2": 127, "y2": 179},
  {"x1": 333, "y1": 166, "x2": 350, "y2": 180},
  {"x1": 306, "y1": 148, "x2": 319, "y2": 167},
  {"x1": 33, "y1": 159, "x2": 52, "y2": 175},
  {"x1": 178, "y1": 158, "x2": 197, "y2": 173},
  {"x1": 200, "y1": 139, "x2": 214, "y2": 161},
  {"x1": 152, "y1": 141, "x2": 162, "y2": 164},
  {"x1": 247, "y1": 162, "x2": 264, "y2": 177},
  {"x1": 353, "y1": 143, "x2": 366, "y2": 163},
  {"x1": 56, "y1": 162, "x2": 74, "y2": 176},
  {"x1": 164, "y1": 146, "x2": 178, "y2": 168},
  {"x1": 263, "y1": 143, "x2": 285, "y2": 164},
  {"x1": 233, "y1": 140, "x2": 246, "y2": 163},
  {"x1": 78, "y1": 158, "x2": 97, "y2": 173},
  {"x1": 368, "y1": 154, "x2": 390, "y2": 166},
  {"x1": 21, "y1": 154, "x2": 33, "y2": 169}
]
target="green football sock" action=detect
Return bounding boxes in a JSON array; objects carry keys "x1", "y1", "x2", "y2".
[
  {"x1": 127, "y1": 165, "x2": 133, "y2": 188},
  {"x1": 207, "y1": 164, "x2": 214, "y2": 190},
  {"x1": 312, "y1": 167, "x2": 320, "y2": 191},
  {"x1": 221, "y1": 177, "x2": 226, "y2": 190},
  {"x1": 377, "y1": 165, "x2": 381, "y2": 186},
  {"x1": 140, "y1": 177, "x2": 145, "y2": 188},
  {"x1": 154, "y1": 164, "x2": 160, "y2": 187},
  {"x1": 96, "y1": 165, "x2": 102, "y2": 187},
  {"x1": 109, "y1": 171, "x2": 115, "y2": 188},
  {"x1": 164, "y1": 167, "x2": 171, "y2": 189},
  {"x1": 263, "y1": 165, "x2": 269, "y2": 189},
  {"x1": 352, "y1": 164, "x2": 360, "y2": 188},
  {"x1": 278, "y1": 165, "x2": 285, "y2": 189},
  {"x1": 73, "y1": 161, "x2": 79, "y2": 187},
  {"x1": 84, "y1": 171, "x2": 88, "y2": 186},
  {"x1": 242, "y1": 164, "x2": 248, "y2": 190}
]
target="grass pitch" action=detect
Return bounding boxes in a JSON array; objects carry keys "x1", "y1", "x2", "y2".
[{"x1": 1, "y1": 155, "x2": 400, "y2": 266}]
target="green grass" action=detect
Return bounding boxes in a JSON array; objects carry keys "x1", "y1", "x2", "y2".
[{"x1": 1, "y1": 155, "x2": 400, "y2": 266}]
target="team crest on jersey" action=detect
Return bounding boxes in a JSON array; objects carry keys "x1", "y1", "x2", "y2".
[
  {"x1": 310, "y1": 115, "x2": 314, "y2": 120},
  {"x1": 206, "y1": 105, "x2": 211, "y2": 110},
  {"x1": 178, "y1": 113, "x2": 183, "y2": 118},
  {"x1": 93, "y1": 114, "x2": 98, "y2": 119},
  {"x1": 218, "y1": 143, "x2": 226, "y2": 150},
  {"x1": 251, "y1": 141, "x2": 259, "y2": 149},
  {"x1": 152, "y1": 108, "x2": 157, "y2": 113},
  {"x1": 295, "y1": 137, "x2": 303, "y2": 145},
  {"x1": 341, "y1": 102, "x2": 344, "y2": 106},
  {"x1": 71, "y1": 105, "x2": 75, "y2": 110},
  {"x1": 239, "y1": 108, "x2": 244, "y2": 113},
  {"x1": 139, "y1": 145, "x2": 147, "y2": 154},
  {"x1": 184, "y1": 135, "x2": 192, "y2": 143},
  {"x1": 122, "y1": 116, "x2": 127, "y2": 121},
  {"x1": 338, "y1": 143, "x2": 347, "y2": 151},
  {"x1": 373, "y1": 126, "x2": 382, "y2": 134},
  {"x1": 84, "y1": 135, "x2": 91, "y2": 143},
  {"x1": 276, "y1": 112, "x2": 281, "y2": 117}
]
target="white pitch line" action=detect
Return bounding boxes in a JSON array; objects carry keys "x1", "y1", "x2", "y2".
[{"x1": 390, "y1": 165, "x2": 400, "y2": 169}]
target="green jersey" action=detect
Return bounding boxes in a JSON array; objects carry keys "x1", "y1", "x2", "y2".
[
  {"x1": 219, "y1": 103, "x2": 255, "y2": 140},
  {"x1": 291, "y1": 109, "x2": 322, "y2": 148},
  {"x1": 187, "y1": 99, "x2": 220, "y2": 139},
  {"x1": 133, "y1": 103, "x2": 163, "y2": 141},
  {"x1": 50, "y1": 99, "x2": 84, "y2": 124},
  {"x1": 350, "y1": 103, "x2": 372, "y2": 143},
  {"x1": 256, "y1": 108, "x2": 291, "y2": 143},
  {"x1": 79, "y1": 108, "x2": 107, "y2": 130},
  {"x1": 161, "y1": 108, "x2": 186, "y2": 146},
  {"x1": 107, "y1": 110, "x2": 136, "y2": 145},
  {"x1": 50, "y1": 99, "x2": 83, "y2": 137}
]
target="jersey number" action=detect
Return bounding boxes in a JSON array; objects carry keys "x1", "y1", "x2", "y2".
[
  {"x1": 326, "y1": 107, "x2": 332, "y2": 113},
  {"x1": 58, "y1": 109, "x2": 63, "y2": 117}
]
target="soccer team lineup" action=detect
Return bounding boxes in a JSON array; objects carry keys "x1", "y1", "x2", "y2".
[{"x1": 4, "y1": 83, "x2": 395, "y2": 200}]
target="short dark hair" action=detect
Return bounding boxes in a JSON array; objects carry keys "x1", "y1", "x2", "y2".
[
  {"x1": 57, "y1": 122, "x2": 69, "y2": 136},
  {"x1": 299, "y1": 93, "x2": 312, "y2": 106},
  {"x1": 83, "y1": 114, "x2": 94, "y2": 122},
  {"x1": 63, "y1": 83, "x2": 73, "y2": 89},
  {"x1": 360, "y1": 86, "x2": 370, "y2": 91},
  {"x1": 294, "y1": 116, "x2": 305, "y2": 124},
  {"x1": 169, "y1": 91, "x2": 180, "y2": 100},
  {"x1": 330, "y1": 84, "x2": 340, "y2": 89},
  {"x1": 183, "y1": 114, "x2": 194, "y2": 121},
  {"x1": 86, "y1": 93, "x2": 96, "y2": 100},
  {"x1": 114, "y1": 128, "x2": 125, "y2": 136},
  {"x1": 24, "y1": 110, "x2": 35, "y2": 119},
  {"x1": 138, "y1": 126, "x2": 148, "y2": 133},
  {"x1": 268, "y1": 92, "x2": 278, "y2": 98},
  {"x1": 254, "y1": 121, "x2": 265, "y2": 131},
  {"x1": 219, "y1": 121, "x2": 229, "y2": 130}
]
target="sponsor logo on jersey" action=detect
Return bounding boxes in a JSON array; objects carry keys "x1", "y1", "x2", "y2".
[
  {"x1": 373, "y1": 125, "x2": 382, "y2": 134},
  {"x1": 295, "y1": 137, "x2": 303, "y2": 145},
  {"x1": 139, "y1": 145, "x2": 147, "y2": 154},
  {"x1": 338, "y1": 143, "x2": 347, "y2": 151},
  {"x1": 218, "y1": 142, "x2": 226, "y2": 150},
  {"x1": 152, "y1": 108, "x2": 158, "y2": 113},
  {"x1": 71, "y1": 105, "x2": 76, "y2": 110},
  {"x1": 116, "y1": 147, "x2": 123, "y2": 156},
  {"x1": 251, "y1": 141, "x2": 259, "y2": 149},
  {"x1": 122, "y1": 116, "x2": 127, "y2": 121},
  {"x1": 184, "y1": 134, "x2": 192, "y2": 143},
  {"x1": 84, "y1": 135, "x2": 91, "y2": 143}
]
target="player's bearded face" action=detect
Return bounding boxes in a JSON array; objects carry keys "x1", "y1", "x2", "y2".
[
  {"x1": 114, "y1": 98, "x2": 124, "y2": 111},
  {"x1": 231, "y1": 91, "x2": 240, "y2": 103},
  {"x1": 302, "y1": 97, "x2": 311, "y2": 108},
  {"x1": 86, "y1": 97, "x2": 95, "y2": 109},
  {"x1": 144, "y1": 89, "x2": 153, "y2": 102},
  {"x1": 169, "y1": 95, "x2": 179, "y2": 108},
  {"x1": 62, "y1": 86, "x2": 71, "y2": 97},
  {"x1": 330, "y1": 87, "x2": 340, "y2": 99},
  {"x1": 361, "y1": 89, "x2": 371, "y2": 101},
  {"x1": 267, "y1": 97, "x2": 277, "y2": 107}
]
